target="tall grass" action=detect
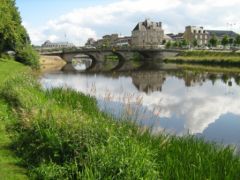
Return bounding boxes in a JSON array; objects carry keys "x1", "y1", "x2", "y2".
[{"x1": 1, "y1": 73, "x2": 240, "y2": 179}]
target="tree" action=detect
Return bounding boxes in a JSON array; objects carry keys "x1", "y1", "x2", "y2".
[
  {"x1": 16, "y1": 45, "x2": 39, "y2": 69},
  {"x1": 209, "y1": 35, "x2": 218, "y2": 47},
  {"x1": 229, "y1": 38, "x2": 234, "y2": 46},
  {"x1": 165, "y1": 41, "x2": 171, "y2": 49},
  {"x1": 192, "y1": 39, "x2": 198, "y2": 47},
  {"x1": 0, "y1": 0, "x2": 30, "y2": 53},
  {"x1": 0, "y1": 0, "x2": 39, "y2": 68},
  {"x1": 181, "y1": 39, "x2": 188, "y2": 47},
  {"x1": 221, "y1": 35, "x2": 229, "y2": 47},
  {"x1": 172, "y1": 41, "x2": 179, "y2": 48},
  {"x1": 234, "y1": 35, "x2": 240, "y2": 46}
]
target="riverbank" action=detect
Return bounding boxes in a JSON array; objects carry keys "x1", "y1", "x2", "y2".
[
  {"x1": 164, "y1": 50, "x2": 240, "y2": 65},
  {"x1": 40, "y1": 55, "x2": 66, "y2": 72},
  {"x1": 1, "y1": 58, "x2": 240, "y2": 179},
  {"x1": 0, "y1": 58, "x2": 29, "y2": 179}
]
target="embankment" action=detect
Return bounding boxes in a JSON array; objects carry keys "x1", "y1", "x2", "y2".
[
  {"x1": 0, "y1": 58, "x2": 240, "y2": 179},
  {"x1": 40, "y1": 55, "x2": 66, "y2": 72},
  {"x1": 164, "y1": 50, "x2": 240, "y2": 66}
]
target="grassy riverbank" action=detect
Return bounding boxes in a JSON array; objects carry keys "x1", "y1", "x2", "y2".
[
  {"x1": 1, "y1": 58, "x2": 240, "y2": 179},
  {"x1": 0, "y1": 58, "x2": 29, "y2": 179},
  {"x1": 165, "y1": 50, "x2": 240, "y2": 65}
]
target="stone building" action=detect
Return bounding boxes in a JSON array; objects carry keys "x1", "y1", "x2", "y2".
[
  {"x1": 131, "y1": 19, "x2": 164, "y2": 48},
  {"x1": 41, "y1": 40, "x2": 75, "y2": 49},
  {"x1": 183, "y1": 26, "x2": 209, "y2": 46},
  {"x1": 95, "y1": 34, "x2": 119, "y2": 48}
]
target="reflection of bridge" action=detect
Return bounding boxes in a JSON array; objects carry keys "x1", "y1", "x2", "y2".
[{"x1": 41, "y1": 48, "x2": 181, "y2": 70}]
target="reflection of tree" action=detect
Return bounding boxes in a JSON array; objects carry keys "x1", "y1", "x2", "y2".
[
  {"x1": 182, "y1": 71, "x2": 206, "y2": 87},
  {"x1": 228, "y1": 81, "x2": 232, "y2": 87},
  {"x1": 221, "y1": 74, "x2": 229, "y2": 84},
  {"x1": 234, "y1": 76, "x2": 240, "y2": 86},
  {"x1": 209, "y1": 74, "x2": 217, "y2": 85}
]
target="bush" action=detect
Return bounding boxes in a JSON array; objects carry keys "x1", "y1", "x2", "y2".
[{"x1": 16, "y1": 45, "x2": 40, "y2": 69}]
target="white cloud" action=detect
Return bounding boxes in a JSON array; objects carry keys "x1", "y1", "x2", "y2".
[{"x1": 25, "y1": 0, "x2": 240, "y2": 46}]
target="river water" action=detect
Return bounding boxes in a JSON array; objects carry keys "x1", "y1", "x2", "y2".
[{"x1": 40, "y1": 60, "x2": 240, "y2": 147}]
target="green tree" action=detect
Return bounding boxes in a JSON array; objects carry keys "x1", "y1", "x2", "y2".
[
  {"x1": 181, "y1": 39, "x2": 188, "y2": 47},
  {"x1": 0, "y1": 0, "x2": 30, "y2": 53},
  {"x1": 221, "y1": 35, "x2": 229, "y2": 46},
  {"x1": 209, "y1": 35, "x2": 218, "y2": 47},
  {"x1": 16, "y1": 45, "x2": 39, "y2": 69},
  {"x1": 0, "y1": 0, "x2": 39, "y2": 68},
  {"x1": 229, "y1": 38, "x2": 234, "y2": 46},
  {"x1": 192, "y1": 39, "x2": 198, "y2": 47},
  {"x1": 172, "y1": 41, "x2": 179, "y2": 48},
  {"x1": 165, "y1": 41, "x2": 171, "y2": 49},
  {"x1": 234, "y1": 35, "x2": 240, "y2": 46}
]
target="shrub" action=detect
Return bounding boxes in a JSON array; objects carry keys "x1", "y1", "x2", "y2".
[{"x1": 16, "y1": 45, "x2": 40, "y2": 69}]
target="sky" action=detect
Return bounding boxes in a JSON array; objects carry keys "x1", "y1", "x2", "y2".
[{"x1": 16, "y1": 0, "x2": 240, "y2": 46}]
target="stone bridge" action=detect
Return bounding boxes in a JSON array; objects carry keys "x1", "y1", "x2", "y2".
[{"x1": 41, "y1": 48, "x2": 182, "y2": 70}]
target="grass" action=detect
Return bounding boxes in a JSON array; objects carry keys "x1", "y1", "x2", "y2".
[
  {"x1": 1, "y1": 57, "x2": 240, "y2": 179},
  {"x1": 164, "y1": 50, "x2": 240, "y2": 65},
  {"x1": 173, "y1": 63, "x2": 240, "y2": 74},
  {"x1": 0, "y1": 58, "x2": 29, "y2": 179}
]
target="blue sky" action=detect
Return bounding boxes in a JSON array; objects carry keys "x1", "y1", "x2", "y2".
[
  {"x1": 16, "y1": 0, "x2": 240, "y2": 45},
  {"x1": 16, "y1": 0, "x2": 115, "y2": 27}
]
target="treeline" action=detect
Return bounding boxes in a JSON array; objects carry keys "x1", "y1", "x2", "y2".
[
  {"x1": 0, "y1": 0, "x2": 39, "y2": 68},
  {"x1": 165, "y1": 35, "x2": 240, "y2": 48}
]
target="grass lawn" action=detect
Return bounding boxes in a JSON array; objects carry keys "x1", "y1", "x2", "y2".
[{"x1": 0, "y1": 58, "x2": 29, "y2": 179}]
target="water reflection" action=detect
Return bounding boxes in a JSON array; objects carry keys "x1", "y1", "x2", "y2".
[{"x1": 40, "y1": 65, "x2": 240, "y2": 146}]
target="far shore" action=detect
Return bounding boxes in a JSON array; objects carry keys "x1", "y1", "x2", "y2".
[{"x1": 40, "y1": 55, "x2": 66, "y2": 72}]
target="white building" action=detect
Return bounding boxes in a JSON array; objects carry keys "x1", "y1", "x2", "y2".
[{"x1": 41, "y1": 40, "x2": 75, "y2": 49}]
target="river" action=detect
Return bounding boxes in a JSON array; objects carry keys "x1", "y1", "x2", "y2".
[{"x1": 40, "y1": 59, "x2": 240, "y2": 147}]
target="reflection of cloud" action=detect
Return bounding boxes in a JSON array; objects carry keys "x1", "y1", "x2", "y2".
[{"x1": 40, "y1": 73, "x2": 240, "y2": 136}]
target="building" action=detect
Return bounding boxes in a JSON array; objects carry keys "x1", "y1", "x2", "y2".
[
  {"x1": 207, "y1": 30, "x2": 239, "y2": 40},
  {"x1": 41, "y1": 40, "x2": 75, "y2": 49},
  {"x1": 94, "y1": 34, "x2": 119, "y2": 48},
  {"x1": 131, "y1": 19, "x2": 164, "y2": 48},
  {"x1": 114, "y1": 36, "x2": 132, "y2": 47},
  {"x1": 167, "y1": 33, "x2": 184, "y2": 42},
  {"x1": 183, "y1": 26, "x2": 209, "y2": 46},
  {"x1": 102, "y1": 34, "x2": 119, "y2": 47}
]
